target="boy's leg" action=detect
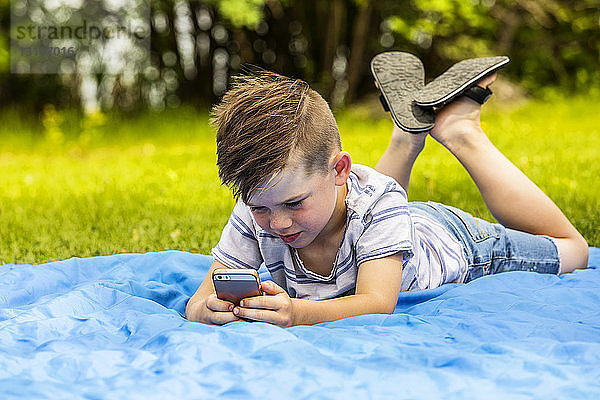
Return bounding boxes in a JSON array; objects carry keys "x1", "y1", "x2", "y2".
[
  {"x1": 429, "y1": 75, "x2": 588, "y2": 273},
  {"x1": 375, "y1": 125, "x2": 427, "y2": 193},
  {"x1": 374, "y1": 77, "x2": 428, "y2": 193}
]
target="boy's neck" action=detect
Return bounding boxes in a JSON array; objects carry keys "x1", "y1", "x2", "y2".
[{"x1": 305, "y1": 182, "x2": 348, "y2": 251}]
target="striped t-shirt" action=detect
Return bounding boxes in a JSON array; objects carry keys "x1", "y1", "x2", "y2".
[{"x1": 211, "y1": 164, "x2": 467, "y2": 300}]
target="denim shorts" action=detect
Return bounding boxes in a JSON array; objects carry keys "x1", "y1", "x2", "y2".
[{"x1": 408, "y1": 201, "x2": 561, "y2": 282}]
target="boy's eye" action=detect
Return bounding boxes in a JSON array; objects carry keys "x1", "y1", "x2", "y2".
[
  {"x1": 285, "y1": 200, "x2": 302, "y2": 209},
  {"x1": 250, "y1": 200, "x2": 302, "y2": 213}
]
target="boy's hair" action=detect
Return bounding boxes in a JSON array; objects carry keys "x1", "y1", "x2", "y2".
[{"x1": 211, "y1": 70, "x2": 342, "y2": 204}]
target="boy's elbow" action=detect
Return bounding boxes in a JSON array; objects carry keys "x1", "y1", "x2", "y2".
[
  {"x1": 184, "y1": 299, "x2": 194, "y2": 321},
  {"x1": 374, "y1": 306, "x2": 396, "y2": 316},
  {"x1": 382, "y1": 303, "x2": 397, "y2": 315},
  {"x1": 371, "y1": 295, "x2": 397, "y2": 315}
]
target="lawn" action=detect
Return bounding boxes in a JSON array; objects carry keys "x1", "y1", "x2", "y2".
[{"x1": 0, "y1": 97, "x2": 598, "y2": 265}]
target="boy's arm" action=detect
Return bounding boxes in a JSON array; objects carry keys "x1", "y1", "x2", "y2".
[
  {"x1": 292, "y1": 253, "x2": 403, "y2": 325},
  {"x1": 235, "y1": 253, "x2": 403, "y2": 326}
]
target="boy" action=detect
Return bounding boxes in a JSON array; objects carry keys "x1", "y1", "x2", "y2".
[{"x1": 185, "y1": 70, "x2": 588, "y2": 327}]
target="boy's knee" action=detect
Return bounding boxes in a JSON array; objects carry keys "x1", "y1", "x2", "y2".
[
  {"x1": 577, "y1": 235, "x2": 590, "y2": 269},
  {"x1": 556, "y1": 235, "x2": 589, "y2": 274}
]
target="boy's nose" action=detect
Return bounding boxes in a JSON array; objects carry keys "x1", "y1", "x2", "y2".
[{"x1": 269, "y1": 211, "x2": 292, "y2": 232}]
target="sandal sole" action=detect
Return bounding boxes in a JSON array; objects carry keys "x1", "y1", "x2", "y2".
[
  {"x1": 370, "y1": 51, "x2": 435, "y2": 133},
  {"x1": 414, "y1": 56, "x2": 510, "y2": 107}
]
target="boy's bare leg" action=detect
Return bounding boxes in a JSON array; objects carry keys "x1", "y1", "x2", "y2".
[
  {"x1": 375, "y1": 126, "x2": 427, "y2": 193},
  {"x1": 429, "y1": 75, "x2": 588, "y2": 273}
]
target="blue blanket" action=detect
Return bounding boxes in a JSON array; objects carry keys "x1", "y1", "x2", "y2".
[{"x1": 1, "y1": 248, "x2": 599, "y2": 399}]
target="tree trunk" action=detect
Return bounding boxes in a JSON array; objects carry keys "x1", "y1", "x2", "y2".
[
  {"x1": 494, "y1": 7, "x2": 521, "y2": 54},
  {"x1": 321, "y1": 0, "x2": 344, "y2": 100},
  {"x1": 189, "y1": 2, "x2": 214, "y2": 105},
  {"x1": 346, "y1": 0, "x2": 373, "y2": 104}
]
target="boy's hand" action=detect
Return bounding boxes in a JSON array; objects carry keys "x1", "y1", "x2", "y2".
[
  {"x1": 233, "y1": 281, "x2": 295, "y2": 327},
  {"x1": 187, "y1": 294, "x2": 240, "y2": 325}
]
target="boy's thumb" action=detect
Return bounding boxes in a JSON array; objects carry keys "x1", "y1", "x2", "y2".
[{"x1": 261, "y1": 280, "x2": 284, "y2": 295}]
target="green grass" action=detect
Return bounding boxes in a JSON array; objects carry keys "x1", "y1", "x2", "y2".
[{"x1": 0, "y1": 98, "x2": 598, "y2": 265}]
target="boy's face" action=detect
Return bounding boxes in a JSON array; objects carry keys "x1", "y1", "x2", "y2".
[{"x1": 246, "y1": 155, "x2": 348, "y2": 248}]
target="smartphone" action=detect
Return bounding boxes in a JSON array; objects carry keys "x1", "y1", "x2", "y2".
[{"x1": 212, "y1": 268, "x2": 262, "y2": 305}]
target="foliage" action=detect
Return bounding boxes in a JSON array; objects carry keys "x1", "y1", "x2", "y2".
[
  {"x1": 383, "y1": 0, "x2": 600, "y2": 93},
  {"x1": 1, "y1": 0, "x2": 598, "y2": 112},
  {"x1": 205, "y1": 0, "x2": 268, "y2": 28},
  {"x1": 0, "y1": 97, "x2": 598, "y2": 264}
]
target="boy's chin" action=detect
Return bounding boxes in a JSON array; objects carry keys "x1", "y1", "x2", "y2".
[
  {"x1": 288, "y1": 239, "x2": 308, "y2": 249},
  {"x1": 286, "y1": 233, "x2": 312, "y2": 248}
]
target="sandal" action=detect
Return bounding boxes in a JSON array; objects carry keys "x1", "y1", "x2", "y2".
[
  {"x1": 413, "y1": 56, "x2": 510, "y2": 107},
  {"x1": 370, "y1": 51, "x2": 435, "y2": 133}
]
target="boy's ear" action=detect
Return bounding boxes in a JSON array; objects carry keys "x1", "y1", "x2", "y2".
[{"x1": 331, "y1": 151, "x2": 352, "y2": 186}]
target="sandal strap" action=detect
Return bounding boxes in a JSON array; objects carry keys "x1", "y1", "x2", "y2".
[{"x1": 463, "y1": 86, "x2": 493, "y2": 104}]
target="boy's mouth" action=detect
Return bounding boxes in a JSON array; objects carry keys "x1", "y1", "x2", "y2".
[{"x1": 280, "y1": 232, "x2": 301, "y2": 243}]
